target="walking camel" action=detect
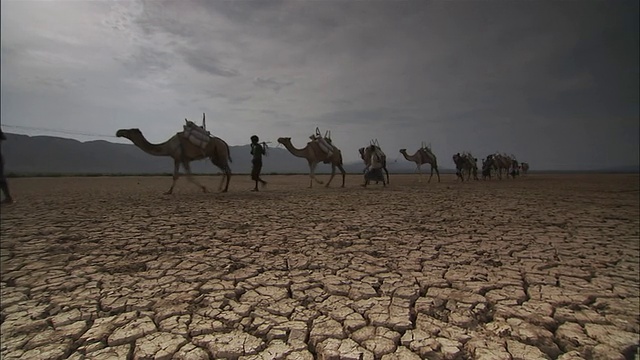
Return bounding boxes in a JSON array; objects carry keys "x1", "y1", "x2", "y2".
[
  {"x1": 359, "y1": 142, "x2": 390, "y2": 184},
  {"x1": 115, "y1": 127, "x2": 232, "y2": 194},
  {"x1": 277, "y1": 136, "x2": 346, "y2": 188},
  {"x1": 399, "y1": 145, "x2": 441, "y2": 183},
  {"x1": 482, "y1": 156, "x2": 494, "y2": 180},
  {"x1": 453, "y1": 152, "x2": 479, "y2": 181},
  {"x1": 490, "y1": 153, "x2": 513, "y2": 180},
  {"x1": 509, "y1": 158, "x2": 520, "y2": 178},
  {"x1": 521, "y1": 162, "x2": 530, "y2": 175}
]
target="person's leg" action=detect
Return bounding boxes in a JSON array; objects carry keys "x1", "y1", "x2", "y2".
[
  {"x1": 362, "y1": 170, "x2": 371, "y2": 187},
  {"x1": 257, "y1": 162, "x2": 267, "y2": 187},
  {"x1": 0, "y1": 175, "x2": 12, "y2": 203},
  {"x1": 251, "y1": 162, "x2": 259, "y2": 191},
  {"x1": 251, "y1": 161, "x2": 265, "y2": 191}
]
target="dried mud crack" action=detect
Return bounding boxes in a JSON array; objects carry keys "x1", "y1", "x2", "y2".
[{"x1": 1, "y1": 174, "x2": 639, "y2": 359}]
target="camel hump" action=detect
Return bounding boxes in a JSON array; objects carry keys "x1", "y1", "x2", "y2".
[
  {"x1": 419, "y1": 148, "x2": 430, "y2": 163},
  {"x1": 182, "y1": 121, "x2": 212, "y2": 150},
  {"x1": 373, "y1": 147, "x2": 385, "y2": 159}
]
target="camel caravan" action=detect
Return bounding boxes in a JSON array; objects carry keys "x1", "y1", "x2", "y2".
[
  {"x1": 117, "y1": 116, "x2": 529, "y2": 193},
  {"x1": 481, "y1": 153, "x2": 523, "y2": 180}
]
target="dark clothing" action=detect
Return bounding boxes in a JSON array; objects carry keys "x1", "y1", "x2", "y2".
[
  {"x1": 251, "y1": 142, "x2": 265, "y2": 161},
  {"x1": 482, "y1": 166, "x2": 491, "y2": 179},
  {"x1": 0, "y1": 130, "x2": 12, "y2": 202},
  {"x1": 250, "y1": 141, "x2": 267, "y2": 190},
  {"x1": 0, "y1": 175, "x2": 9, "y2": 200},
  {"x1": 251, "y1": 159, "x2": 263, "y2": 181},
  {"x1": 365, "y1": 168, "x2": 385, "y2": 183}
]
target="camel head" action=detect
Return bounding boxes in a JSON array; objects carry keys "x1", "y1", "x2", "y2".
[
  {"x1": 358, "y1": 147, "x2": 366, "y2": 158},
  {"x1": 277, "y1": 137, "x2": 291, "y2": 145},
  {"x1": 116, "y1": 128, "x2": 142, "y2": 139},
  {"x1": 399, "y1": 149, "x2": 407, "y2": 154}
]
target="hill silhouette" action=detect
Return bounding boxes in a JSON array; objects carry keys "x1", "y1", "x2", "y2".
[
  {"x1": 1, "y1": 132, "x2": 448, "y2": 175},
  {"x1": 3, "y1": 133, "x2": 635, "y2": 176}
]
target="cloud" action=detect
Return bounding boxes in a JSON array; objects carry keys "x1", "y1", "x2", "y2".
[
  {"x1": 0, "y1": 0, "x2": 637, "y2": 169},
  {"x1": 182, "y1": 51, "x2": 240, "y2": 77},
  {"x1": 252, "y1": 77, "x2": 294, "y2": 92}
]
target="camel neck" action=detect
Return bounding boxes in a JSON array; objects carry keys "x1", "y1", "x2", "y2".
[
  {"x1": 401, "y1": 151, "x2": 415, "y2": 161},
  {"x1": 282, "y1": 140, "x2": 307, "y2": 158},
  {"x1": 129, "y1": 134, "x2": 172, "y2": 157}
]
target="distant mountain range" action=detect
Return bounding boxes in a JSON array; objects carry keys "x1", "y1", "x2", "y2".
[
  {"x1": 0, "y1": 133, "x2": 456, "y2": 175},
  {"x1": 1, "y1": 133, "x2": 637, "y2": 176}
]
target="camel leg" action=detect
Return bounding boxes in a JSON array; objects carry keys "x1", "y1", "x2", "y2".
[
  {"x1": 428, "y1": 165, "x2": 434, "y2": 183},
  {"x1": 309, "y1": 162, "x2": 323, "y2": 188},
  {"x1": 211, "y1": 158, "x2": 231, "y2": 193},
  {"x1": 435, "y1": 166, "x2": 441, "y2": 183},
  {"x1": 182, "y1": 162, "x2": 208, "y2": 193},
  {"x1": 325, "y1": 165, "x2": 336, "y2": 188},
  {"x1": 415, "y1": 165, "x2": 422, "y2": 182},
  {"x1": 165, "y1": 161, "x2": 181, "y2": 195},
  {"x1": 384, "y1": 167, "x2": 390, "y2": 184},
  {"x1": 218, "y1": 174, "x2": 225, "y2": 192},
  {"x1": 338, "y1": 165, "x2": 346, "y2": 188},
  {"x1": 217, "y1": 166, "x2": 231, "y2": 192},
  {"x1": 222, "y1": 167, "x2": 231, "y2": 192}
]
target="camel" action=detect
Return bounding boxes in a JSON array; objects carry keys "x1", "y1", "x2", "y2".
[
  {"x1": 490, "y1": 153, "x2": 513, "y2": 180},
  {"x1": 359, "y1": 142, "x2": 389, "y2": 184},
  {"x1": 482, "y1": 156, "x2": 494, "y2": 180},
  {"x1": 521, "y1": 162, "x2": 529, "y2": 175},
  {"x1": 399, "y1": 146, "x2": 440, "y2": 183},
  {"x1": 115, "y1": 127, "x2": 232, "y2": 194},
  {"x1": 453, "y1": 152, "x2": 478, "y2": 181},
  {"x1": 277, "y1": 136, "x2": 346, "y2": 188},
  {"x1": 509, "y1": 158, "x2": 520, "y2": 178}
]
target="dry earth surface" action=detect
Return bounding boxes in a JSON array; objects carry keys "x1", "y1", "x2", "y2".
[{"x1": 1, "y1": 173, "x2": 639, "y2": 360}]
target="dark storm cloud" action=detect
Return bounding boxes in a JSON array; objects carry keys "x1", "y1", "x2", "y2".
[
  {"x1": 116, "y1": 45, "x2": 174, "y2": 77},
  {"x1": 182, "y1": 51, "x2": 240, "y2": 77},
  {"x1": 311, "y1": 107, "x2": 422, "y2": 128},
  {"x1": 1, "y1": 0, "x2": 637, "y2": 169},
  {"x1": 253, "y1": 77, "x2": 293, "y2": 92}
]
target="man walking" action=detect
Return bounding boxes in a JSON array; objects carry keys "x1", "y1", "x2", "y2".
[
  {"x1": 362, "y1": 145, "x2": 386, "y2": 187},
  {"x1": 250, "y1": 135, "x2": 267, "y2": 191},
  {"x1": 0, "y1": 129, "x2": 14, "y2": 204}
]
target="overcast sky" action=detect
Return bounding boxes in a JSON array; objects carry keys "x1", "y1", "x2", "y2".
[{"x1": 1, "y1": 0, "x2": 638, "y2": 170}]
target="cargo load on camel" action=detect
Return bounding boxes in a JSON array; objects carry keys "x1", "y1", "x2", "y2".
[
  {"x1": 309, "y1": 127, "x2": 334, "y2": 160},
  {"x1": 181, "y1": 113, "x2": 212, "y2": 150}
]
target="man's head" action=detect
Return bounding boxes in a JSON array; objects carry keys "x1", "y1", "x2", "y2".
[{"x1": 251, "y1": 135, "x2": 259, "y2": 143}]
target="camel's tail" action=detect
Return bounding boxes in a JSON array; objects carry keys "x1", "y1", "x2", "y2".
[
  {"x1": 227, "y1": 141, "x2": 233, "y2": 163},
  {"x1": 219, "y1": 138, "x2": 232, "y2": 163}
]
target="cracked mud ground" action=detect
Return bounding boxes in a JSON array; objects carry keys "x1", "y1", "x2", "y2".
[{"x1": 1, "y1": 174, "x2": 638, "y2": 360}]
